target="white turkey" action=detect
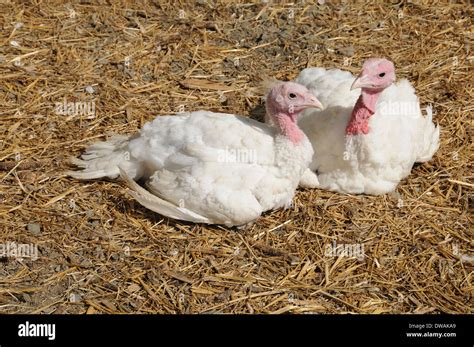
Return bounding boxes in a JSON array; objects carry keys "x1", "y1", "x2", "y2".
[
  {"x1": 67, "y1": 82, "x2": 323, "y2": 226},
  {"x1": 295, "y1": 58, "x2": 440, "y2": 195}
]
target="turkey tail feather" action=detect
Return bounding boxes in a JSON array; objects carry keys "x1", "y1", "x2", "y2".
[
  {"x1": 66, "y1": 135, "x2": 135, "y2": 180},
  {"x1": 416, "y1": 105, "x2": 440, "y2": 163}
]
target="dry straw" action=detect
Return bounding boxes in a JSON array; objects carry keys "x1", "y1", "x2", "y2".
[{"x1": 0, "y1": 1, "x2": 472, "y2": 314}]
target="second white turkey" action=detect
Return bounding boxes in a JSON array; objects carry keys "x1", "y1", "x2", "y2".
[{"x1": 295, "y1": 58, "x2": 440, "y2": 195}]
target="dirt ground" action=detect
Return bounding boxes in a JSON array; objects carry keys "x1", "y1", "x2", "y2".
[{"x1": 0, "y1": 1, "x2": 472, "y2": 314}]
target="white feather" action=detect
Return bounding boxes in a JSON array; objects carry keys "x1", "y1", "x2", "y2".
[
  {"x1": 68, "y1": 111, "x2": 313, "y2": 226},
  {"x1": 295, "y1": 68, "x2": 440, "y2": 195}
]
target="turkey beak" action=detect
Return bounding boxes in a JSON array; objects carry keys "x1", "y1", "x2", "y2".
[
  {"x1": 351, "y1": 74, "x2": 371, "y2": 90},
  {"x1": 304, "y1": 96, "x2": 323, "y2": 110}
]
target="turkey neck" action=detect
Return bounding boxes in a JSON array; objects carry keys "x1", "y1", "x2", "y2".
[
  {"x1": 265, "y1": 100, "x2": 305, "y2": 144},
  {"x1": 272, "y1": 112, "x2": 305, "y2": 144},
  {"x1": 346, "y1": 88, "x2": 382, "y2": 136}
]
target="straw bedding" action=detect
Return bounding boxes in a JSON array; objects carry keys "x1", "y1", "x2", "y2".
[{"x1": 0, "y1": 1, "x2": 472, "y2": 313}]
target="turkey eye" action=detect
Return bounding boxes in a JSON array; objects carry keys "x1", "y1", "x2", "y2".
[
  {"x1": 288, "y1": 93, "x2": 297, "y2": 99},
  {"x1": 378, "y1": 72, "x2": 386, "y2": 77}
]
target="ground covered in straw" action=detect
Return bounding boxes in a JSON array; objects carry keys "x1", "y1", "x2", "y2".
[{"x1": 0, "y1": 1, "x2": 472, "y2": 314}]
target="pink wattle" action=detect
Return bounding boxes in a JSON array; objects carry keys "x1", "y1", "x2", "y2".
[
  {"x1": 346, "y1": 97, "x2": 373, "y2": 135},
  {"x1": 275, "y1": 113, "x2": 305, "y2": 144},
  {"x1": 346, "y1": 89, "x2": 380, "y2": 135}
]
